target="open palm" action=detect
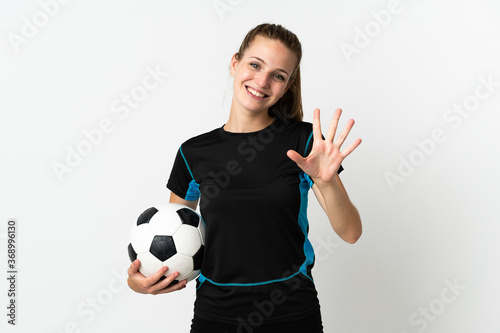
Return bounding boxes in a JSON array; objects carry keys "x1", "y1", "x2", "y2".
[{"x1": 287, "y1": 108, "x2": 362, "y2": 186}]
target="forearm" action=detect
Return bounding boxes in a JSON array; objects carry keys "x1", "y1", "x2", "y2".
[{"x1": 313, "y1": 175, "x2": 362, "y2": 244}]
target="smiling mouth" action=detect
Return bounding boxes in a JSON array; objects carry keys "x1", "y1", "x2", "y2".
[{"x1": 246, "y1": 86, "x2": 268, "y2": 98}]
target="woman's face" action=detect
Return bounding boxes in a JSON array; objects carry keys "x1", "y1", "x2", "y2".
[{"x1": 230, "y1": 35, "x2": 297, "y2": 116}]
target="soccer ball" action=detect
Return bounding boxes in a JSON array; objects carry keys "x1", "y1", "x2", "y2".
[{"x1": 127, "y1": 203, "x2": 205, "y2": 285}]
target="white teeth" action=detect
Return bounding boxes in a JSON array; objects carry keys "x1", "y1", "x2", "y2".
[{"x1": 247, "y1": 87, "x2": 265, "y2": 98}]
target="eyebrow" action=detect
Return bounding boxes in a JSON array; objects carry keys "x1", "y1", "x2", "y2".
[{"x1": 249, "y1": 56, "x2": 289, "y2": 76}]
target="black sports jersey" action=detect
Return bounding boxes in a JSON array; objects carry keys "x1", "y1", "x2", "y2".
[{"x1": 167, "y1": 114, "x2": 343, "y2": 325}]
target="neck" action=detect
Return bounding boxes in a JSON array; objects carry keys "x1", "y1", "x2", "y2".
[{"x1": 223, "y1": 109, "x2": 274, "y2": 133}]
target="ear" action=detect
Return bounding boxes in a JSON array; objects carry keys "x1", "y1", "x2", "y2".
[{"x1": 230, "y1": 53, "x2": 239, "y2": 78}]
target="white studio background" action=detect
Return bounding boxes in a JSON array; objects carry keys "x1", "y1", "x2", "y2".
[{"x1": 0, "y1": 0, "x2": 499, "y2": 332}]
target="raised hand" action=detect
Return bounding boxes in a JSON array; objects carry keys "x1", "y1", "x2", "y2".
[{"x1": 287, "y1": 108, "x2": 361, "y2": 186}]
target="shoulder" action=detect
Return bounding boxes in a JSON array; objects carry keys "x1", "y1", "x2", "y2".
[
  {"x1": 294, "y1": 120, "x2": 313, "y2": 134},
  {"x1": 179, "y1": 127, "x2": 221, "y2": 150},
  {"x1": 282, "y1": 116, "x2": 312, "y2": 131},
  {"x1": 276, "y1": 119, "x2": 314, "y2": 156},
  {"x1": 280, "y1": 119, "x2": 314, "y2": 143}
]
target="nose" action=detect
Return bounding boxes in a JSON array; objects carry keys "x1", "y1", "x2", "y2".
[{"x1": 254, "y1": 71, "x2": 270, "y2": 89}]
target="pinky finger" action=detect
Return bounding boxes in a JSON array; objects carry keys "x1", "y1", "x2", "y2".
[{"x1": 341, "y1": 138, "x2": 362, "y2": 158}]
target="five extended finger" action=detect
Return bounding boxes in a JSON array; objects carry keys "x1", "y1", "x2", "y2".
[
  {"x1": 326, "y1": 108, "x2": 342, "y2": 142},
  {"x1": 335, "y1": 118, "x2": 355, "y2": 148},
  {"x1": 287, "y1": 149, "x2": 306, "y2": 166},
  {"x1": 340, "y1": 138, "x2": 362, "y2": 158},
  {"x1": 312, "y1": 108, "x2": 323, "y2": 143}
]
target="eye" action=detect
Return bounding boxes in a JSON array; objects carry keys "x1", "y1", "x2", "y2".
[
  {"x1": 250, "y1": 62, "x2": 260, "y2": 69},
  {"x1": 274, "y1": 73, "x2": 285, "y2": 81}
]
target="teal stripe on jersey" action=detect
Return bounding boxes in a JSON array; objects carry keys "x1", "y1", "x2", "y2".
[
  {"x1": 196, "y1": 270, "x2": 303, "y2": 289},
  {"x1": 179, "y1": 145, "x2": 201, "y2": 200},
  {"x1": 298, "y1": 172, "x2": 314, "y2": 283},
  {"x1": 179, "y1": 145, "x2": 195, "y2": 180},
  {"x1": 185, "y1": 179, "x2": 201, "y2": 201},
  {"x1": 304, "y1": 132, "x2": 313, "y2": 156}
]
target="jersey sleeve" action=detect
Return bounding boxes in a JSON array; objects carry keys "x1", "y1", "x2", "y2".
[{"x1": 166, "y1": 146, "x2": 201, "y2": 201}]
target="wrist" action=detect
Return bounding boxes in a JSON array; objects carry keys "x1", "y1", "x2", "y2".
[{"x1": 312, "y1": 176, "x2": 340, "y2": 191}]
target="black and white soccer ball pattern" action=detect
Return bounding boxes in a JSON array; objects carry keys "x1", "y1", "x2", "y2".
[{"x1": 128, "y1": 203, "x2": 205, "y2": 284}]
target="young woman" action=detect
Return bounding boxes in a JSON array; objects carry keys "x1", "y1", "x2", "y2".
[{"x1": 127, "y1": 23, "x2": 362, "y2": 332}]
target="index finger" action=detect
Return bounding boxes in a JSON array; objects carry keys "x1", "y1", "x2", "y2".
[{"x1": 145, "y1": 266, "x2": 169, "y2": 286}]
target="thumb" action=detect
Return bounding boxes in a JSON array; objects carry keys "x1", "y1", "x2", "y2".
[
  {"x1": 128, "y1": 259, "x2": 141, "y2": 276},
  {"x1": 287, "y1": 149, "x2": 305, "y2": 167}
]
